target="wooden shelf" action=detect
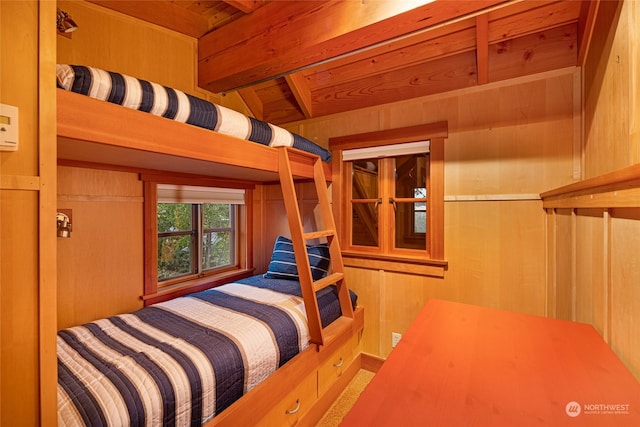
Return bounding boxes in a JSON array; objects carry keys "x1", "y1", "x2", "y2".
[{"x1": 541, "y1": 163, "x2": 640, "y2": 209}]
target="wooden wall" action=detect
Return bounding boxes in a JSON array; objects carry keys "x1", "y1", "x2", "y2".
[
  {"x1": 283, "y1": 69, "x2": 579, "y2": 357},
  {"x1": 54, "y1": 1, "x2": 250, "y2": 326},
  {"x1": 56, "y1": 0, "x2": 252, "y2": 113},
  {"x1": 544, "y1": 0, "x2": 640, "y2": 381},
  {"x1": 1, "y1": 2, "x2": 39, "y2": 421},
  {"x1": 57, "y1": 167, "x2": 144, "y2": 328},
  {"x1": 583, "y1": 0, "x2": 639, "y2": 176},
  {"x1": 0, "y1": 1, "x2": 57, "y2": 424}
]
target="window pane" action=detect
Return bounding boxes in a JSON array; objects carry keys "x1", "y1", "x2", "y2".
[
  {"x1": 395, "y1": 154, "x2": 426, "y2": 198},
  {"x1": 352, "y1": 160, "x2": 378, "y2": 199},
  {"x1": 158, "y1": 203, "x2": 192, "y2": 232},
  {"x1": 414, "y1": 211, "x2": 427, "y2": 233},
  {"x1": 395, "y1": 202, "x2": 426, "y2": 250},
  {"x1": 203, "y1": 203, "x2": 231, "y2": 228},
  {"x1": 158, "y1": 235, "x2": 193, "y2": 280},
  {"x1": 352, "y1": 203, "x2": 378, "y2": 246},
  {"x1": 202, "y1": 231, "x2": 232, "y2": 270}
]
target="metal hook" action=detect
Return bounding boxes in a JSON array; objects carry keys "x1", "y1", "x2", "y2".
[{"x1": 389, "y1": 197, "x2": 397, "y2": 212}]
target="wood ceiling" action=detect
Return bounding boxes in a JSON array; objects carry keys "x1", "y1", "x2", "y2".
[{"x1": 88, "y1": 0, "x2": 599, "y2": 125}]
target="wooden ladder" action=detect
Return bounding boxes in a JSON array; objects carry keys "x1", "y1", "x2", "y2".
[{"x1": 277, "y1": 147, "x2": 355, "y2": 347}]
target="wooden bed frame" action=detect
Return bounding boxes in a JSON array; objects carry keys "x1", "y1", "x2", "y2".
[
  {"x1": 57, "y1": 88, "x2": 332, "y2": 182},
  {"x1": 56, "y1": 87, "x2": 363, "y2": 425}
]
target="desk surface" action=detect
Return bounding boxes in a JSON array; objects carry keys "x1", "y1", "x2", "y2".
[{"x1": 341, "y1": 299, "x2": 640, "y2": 426}]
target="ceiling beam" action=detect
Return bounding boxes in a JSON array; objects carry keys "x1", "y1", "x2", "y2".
[
  {"x1": 475, "y1": 14, "x2": 489, "y2": 85},
  {"x1": 237, "y1": 87, "x2": 264, "y2": 120},
  {"x1": 284, "y1": 73, "x2": 313, "y2": 118},
  {"x1": 222, "y1": 0, "x2": 266, "y2": 14},
  {"x1": 198, "y1": 0, "x2": 512, "y2": 93}
]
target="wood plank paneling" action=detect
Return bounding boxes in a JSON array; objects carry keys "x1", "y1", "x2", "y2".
[
  {"x1": 344, "y1": 267, "x2": 381, "y2": 356},
  {"x1": 57, "y1": 0, "x2": 214, "y2": 100},
  {"x1": 575, "y1": 209, "x2": 606, "y2": 335},
  {"x1": 0, "y1": 191, "x2": 39, "y2": 425},
  {"x1": 283, "y1": 69, "x2": 577, "y2": 359},
  {"x1": 610, "y1": 214, "x2": 640, "y2": 379},
  {"x1": 57, "y1": 167, "x2": 144, "y2": 329},
  {"x1": 488, "y1": 24, "x2": 577, "y2": 82},
  {"x1": 555, "y1": 0, "x2": 640, "y2": 381},
  {"x1": 1, "y1": 0, "x2": 51, "y2": 423},
  {"x1": 542, "y1": 176, "x2": 640, "y2": 382},
  {"x1": 552, "y1": 209, "x2": 575, "y2": 321},
  {"x1": 583, "y1": 0, "x2": 629, "y2": 177},
  {"x1": 311, "y1": 51, "x2": 477, "y2": 118}
]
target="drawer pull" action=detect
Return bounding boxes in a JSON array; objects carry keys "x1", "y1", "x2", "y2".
[
  {"x1": 334, "y1": 357, "x2": 344, "y2": 368},
  {"x1": 285, "y1": 399, "x2": 301, "y2": 415}
]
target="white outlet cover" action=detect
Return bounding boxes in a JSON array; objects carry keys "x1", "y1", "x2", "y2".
[{"x1": 392, "y1": 332, "x2": 402, "y2": 347}]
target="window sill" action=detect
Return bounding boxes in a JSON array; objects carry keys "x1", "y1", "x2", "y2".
[
  {"x1": 143, "y1": 268, "x2": 256, "y2": 305},
  {"x1": 341, "y1": 251, "x2": 447, "y2": 277}
]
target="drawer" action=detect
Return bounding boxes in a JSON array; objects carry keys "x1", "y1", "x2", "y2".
[
  {"x1": 317, "y1": 333, "x2": 359, "y2": 397},
  {"x1": 257, "y1": 370, "x2": 317, "y2": 427}
]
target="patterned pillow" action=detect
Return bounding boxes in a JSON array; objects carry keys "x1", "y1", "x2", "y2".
[{"x1": 264, "y1": 236, "x2": 330, "y2": 281}]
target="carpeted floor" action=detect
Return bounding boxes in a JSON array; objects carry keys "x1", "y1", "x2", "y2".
[{"x1": 315, "y1": 369, "x2": 375, "y2": 427}]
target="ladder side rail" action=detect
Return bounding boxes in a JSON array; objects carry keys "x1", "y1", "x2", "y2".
[
  {"x1": 278, "y1": 148, "x2": 325, "y2": 345},
  {"x1": 312, "y1": 159, "x2": 354, "y2": 318}
]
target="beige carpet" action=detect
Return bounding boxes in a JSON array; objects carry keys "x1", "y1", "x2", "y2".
[{"x1": 315, "y1": 369, "x2": 375, "y2": 427}]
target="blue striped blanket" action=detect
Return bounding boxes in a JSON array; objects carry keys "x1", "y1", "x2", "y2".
[
  {"x1": 57, "y1": 276, "x2": 355, "y2": 426},
  {"x1": 56, "y1": 64, "x2": 331, "y2": 162}
]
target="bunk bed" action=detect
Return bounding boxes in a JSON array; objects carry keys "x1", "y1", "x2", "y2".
[
  {"x1": 56, "y1": 65, "x2": 364, "y2": 426},
  {"x1": 56, "y1": 64, "x2": 332, "y2": 182}
]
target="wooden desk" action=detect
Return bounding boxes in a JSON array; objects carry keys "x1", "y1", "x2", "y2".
[{"x1": 342, "y1": 299, "x2": 640, "y2": 426}]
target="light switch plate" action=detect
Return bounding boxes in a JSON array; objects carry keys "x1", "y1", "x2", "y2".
[{"x1": 0, "y1": 103, "x2": 19, "y2": 151}]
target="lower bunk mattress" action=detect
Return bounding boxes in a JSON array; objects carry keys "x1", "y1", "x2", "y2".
[{"x1": 57, "y1": 275, "x2": 357, "y2": 426}]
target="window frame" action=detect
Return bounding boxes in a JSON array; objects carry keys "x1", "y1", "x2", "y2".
[
  {"x1": 157, "y1": 202, "x2": 239, "y2": 284},
  {"x1": 142, "y1": 174, "x2": 255, "y2": 305},
  {"x1": 329, "y1": 122, "x2": 448, "y2": 274}
]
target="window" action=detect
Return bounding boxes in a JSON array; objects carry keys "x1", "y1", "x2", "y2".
[
  {"x1": 348, "y1": 147, "x2": 429, "y2": 253},
  {"x1": 157, "y1": 202, "x2": 237, "y2": 281},
  {"x1": 329, "y1": 122, "x2": 447, "y2": 270},
  {"x1": 142, "y1": 177, "x2": 253, "y2": 304}
]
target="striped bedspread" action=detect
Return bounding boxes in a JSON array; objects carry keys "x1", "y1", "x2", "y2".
[
  {"x1": 57, "y1": 277, "x2": 355, "y2": 426},
  {"x1": 56, "y1": 64, "x2": 331, "y2": 162}
]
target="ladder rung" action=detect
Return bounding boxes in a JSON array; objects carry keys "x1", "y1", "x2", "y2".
[
  {"x1": 303, "y1": 230, "x2": 335, "y2": 241},
  {"x1": 313, "y1": 272, "x2": 344, "y2": 292}
]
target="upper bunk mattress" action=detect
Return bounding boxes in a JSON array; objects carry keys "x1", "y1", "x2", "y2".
[{"x1": 56, "y1": 64, "x2": 331, "y2": 162}]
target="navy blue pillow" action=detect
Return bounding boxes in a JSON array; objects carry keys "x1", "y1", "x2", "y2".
[{"x1": 264, "y1": 236, "x2": 330, "y2": 281}]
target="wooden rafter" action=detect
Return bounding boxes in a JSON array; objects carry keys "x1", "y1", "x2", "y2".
[
  {"x1": 198, "y1": 0, "x2": 511, "y2": 93},
  {"x1": 237, "y1": 87, "x2": 264, "y2": 120},
  {"x1": 475, "y1": 14, "x2": 489, "y2": 85},
  {"x1": 222, "y1": 0, "x2": 266, "y2": 14},
  {"x1": 284, "y1": 72, "x2": 313, "y2": 119}
]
